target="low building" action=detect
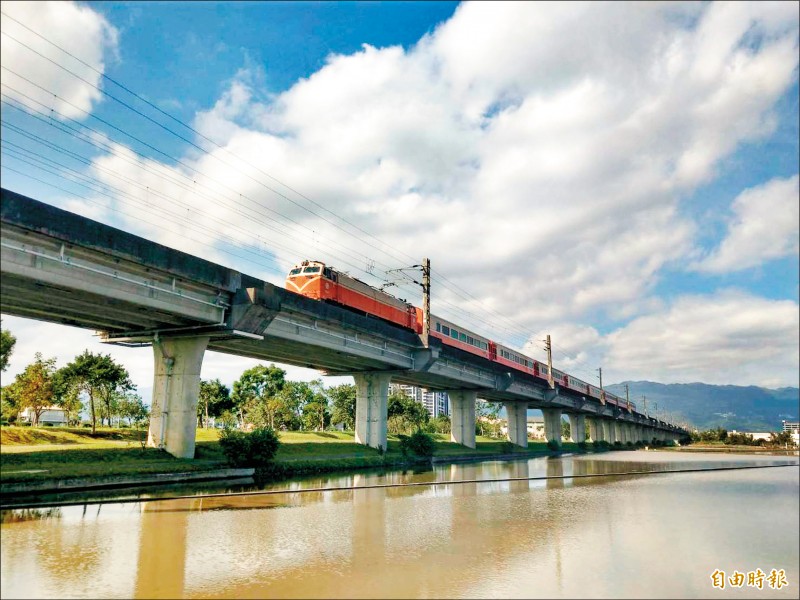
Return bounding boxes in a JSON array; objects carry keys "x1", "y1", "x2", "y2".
[
  {"x1": 499, "y1": 415, "x2": 546, "y2": 439},
  {"x1": 527, "y1": 416, "x2": 546, "y2": 439},
  {"x1": 729, "y1": 430, "x2": 774, "y2": 443},
  {"x1": 18, "y1": 406, "x2": 68, "y2": 426}
]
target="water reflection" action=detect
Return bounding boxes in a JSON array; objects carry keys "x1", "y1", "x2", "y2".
[
  {"x1": 1, "y1": 453, "x2": 797, "y2": 599},
  {"x1": 135, "y1": 503, "x2": 187, "y2": 599}
]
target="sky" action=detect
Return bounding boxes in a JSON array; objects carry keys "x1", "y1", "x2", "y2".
[{"x1": 1, "y1": 1, "x2": 798, "y2": 406}]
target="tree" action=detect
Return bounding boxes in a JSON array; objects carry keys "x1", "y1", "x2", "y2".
[
  {"x1": 387, "y1": 390, "x2": 429, "y2": 434},
  {"x1": 60, "y1": 351, "x2": 132, "y2": 434},
  {"x1": 769, "y1": 431, "x2": 793, "y2": 447},
  {"x1": 53, "y1": 369, "x2": 83, "y2": 426},
  {"x1": 300, "y1": 380, "x2": 330, "y2": 431},
  {"x1": 1, "y1": 381, "x2": 21, "y2": 423},
  {"x1": 231, "y1": 364, "x2": 286, "y2": 427},
  {"x1": 198, "y1": 379, "x2": 232, "y2": 428},
  {"x1": 0, "y1": 328, "x2": 16, "y2": 372},
  {"x1": 12, "y1": 353, "x2": 57, "y2": 425},
  {"x1": 475, "y1": 399, "x2": 501, "y2": 437},
  {"x1": 562, "y1": 420, "x2": 571, "y2": 440},
  {"x1": 117, "y1": 392, "x2": 149, "y2": 427},
  {"x1": 429, "y1": 413, "x2": 451, "y2": 434},
  {"x1": 329, "y1": 383, "x2": 356, "y2": 430}
]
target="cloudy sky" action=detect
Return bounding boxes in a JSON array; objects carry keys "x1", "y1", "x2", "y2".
[{"x1": 1, "y1": 1, "x2": 798, "y2": 402}]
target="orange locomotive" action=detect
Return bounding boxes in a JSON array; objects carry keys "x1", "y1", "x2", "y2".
[{"x1": 285, "y1": 260, "x2": 634, "y2": 412}]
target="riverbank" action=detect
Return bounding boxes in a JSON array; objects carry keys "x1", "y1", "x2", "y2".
[{"x1": 0, "y1": 426, "x2": 584, "y2": 496}]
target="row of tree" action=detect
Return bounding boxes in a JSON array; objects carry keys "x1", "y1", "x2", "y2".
[
  {"x1": 690, "y1": 427, "x2": 796, "y2": 447},
  {"x1": 1, "y1": 331, "x2": 148, "y2": 432},
  {"x1": 195, "y1": 364, "x2": 467, "y2": 435},
  {"x1": 1, "y1": 326, "x2": 508, "y2": 437}
]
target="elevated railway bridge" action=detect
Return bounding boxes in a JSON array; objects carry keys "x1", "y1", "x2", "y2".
[{"x1": 1, "y1": 188, "x2": 688, "y2": 458}]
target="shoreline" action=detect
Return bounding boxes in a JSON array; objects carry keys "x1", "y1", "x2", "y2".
[{"x1": 0, "y1": 449, "x2": 565, "y2": 501}]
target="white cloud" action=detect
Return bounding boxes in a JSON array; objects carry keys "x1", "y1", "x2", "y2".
[
  {"x1": 603, "y1": 290, "x2": 800, "y2": 387},
  {"x1": 0, "y1": 0, "x2": 118, "y2": 119},
  {"x1": 692, "y1": 175, "x2": 800, "y2": 273},
  {"x1": 1, "y1": 1, "x2": 798, "y2": 389}
]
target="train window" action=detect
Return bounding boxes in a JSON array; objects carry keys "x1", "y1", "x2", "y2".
[
  {"x1": 303, "y1": 266, "x2": 321, "y2": 274},
  {"x1": 451, "y1": 329, "x2": 459, "y2": 339},
  {"x1": 289, "y1": 268, "x2": 302, "y2": 276},
  {"x1": 467, "y1": 336, "x2": 474, "y2": 345},
  {"x1": 436, "y1": 322, "x2": 441, "y2": 333},
  {"x1": 459, "y1": 332, "x2": 467, "y2": 342},
  {"x1": 442, "y1": 325, "x2": 450, "y2": 336}
]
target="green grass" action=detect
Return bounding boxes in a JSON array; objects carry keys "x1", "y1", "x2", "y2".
[{"x1": 0, "y1": 425, "x2": 580, "y2": 486}]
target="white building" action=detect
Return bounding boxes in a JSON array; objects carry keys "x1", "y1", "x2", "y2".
[
  {"x1": 500, "y1": 415, "x2": 545, "y2": 439},
  {"x1": 18, "y1": 406, "x2": 68, "y2": 426},
  {"x1": 781, "y1": 421, "x2": 799, "y2": 446},
  {"x1": 389, "y1": 384, "x2": 450, "y2": 419}
]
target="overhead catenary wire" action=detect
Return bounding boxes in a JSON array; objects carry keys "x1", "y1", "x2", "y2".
[
  {"x1": 0, "y1": 87, "x2": 531, "y2": 348},
  {"x1": 0, "y1": 13, "x2": 629, "y2": 385},
  {"x1": 0, "y1": 16, "x2": 558, "y2": 348}
]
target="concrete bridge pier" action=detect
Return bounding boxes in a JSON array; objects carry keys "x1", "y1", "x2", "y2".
[
  {"x1": 542, "y1": 409, "x2": 563, "y2": 447},
  {"x1": 354, "y1": 372, "x2": 392, "y2": 451},
  {"x1": 608, "y1": 420, "x2": 619, "y2": 444},
  {"x1": 588, "y1": 418, "x2": 603, "y2": 442},
  {"x1": 568, "y1": 413, "x2": 586, "y2": 443},
  {"x1": 449, "y1": 390, "x2": 477, "y2": 449},
  {"x1": 147, "y1": 335, "x2": 210, "y2": 459},
  {"x1": 505, "y1": 402, "x2": 528, "y2": 448}
]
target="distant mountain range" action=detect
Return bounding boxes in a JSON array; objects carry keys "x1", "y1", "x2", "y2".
[{"x1": 604, "y1": 381, "x2": 799, "y2": 431}]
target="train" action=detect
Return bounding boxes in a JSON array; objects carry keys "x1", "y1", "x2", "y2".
[{"x1": 285, "y1": 260, "x2": 635, "y2": 412}]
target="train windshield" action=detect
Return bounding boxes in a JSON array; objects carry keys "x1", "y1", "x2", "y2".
[
  {"x1": 288, "y1": 268, "x2": 302, "y2": 276},
  {"x1": 303, "y1": 266, "x2": 321, "y2": 274}
]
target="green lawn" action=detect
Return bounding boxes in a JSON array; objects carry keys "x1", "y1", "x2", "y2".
[{"x1": 0, "y1": 425, "x2": 575, "y2": 485}]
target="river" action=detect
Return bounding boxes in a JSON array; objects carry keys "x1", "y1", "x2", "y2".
[{"x1": 1, "y1": 451, "x2": 798, "y2": 599}]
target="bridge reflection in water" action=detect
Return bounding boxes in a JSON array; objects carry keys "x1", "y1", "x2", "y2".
[{"x1": 1, "y1": 453, "x2": 797, "y2": 599}]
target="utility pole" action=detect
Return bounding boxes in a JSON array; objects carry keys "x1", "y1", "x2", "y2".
[
  {"x1": 597, "y1": 367, "x2": 605, "y2": 404},
  {"x1": 545, "y1": 334, "x2": 554, "y2": 389},
  {"x1": 643, "y1": 395, "x2": 647, "y2": 417},
  {"x1": 422, "y1": 257, "x2": 430, "y2": 348},
  {"x1": 625, "y1": 383, "x2": 630, "y2": 412}
]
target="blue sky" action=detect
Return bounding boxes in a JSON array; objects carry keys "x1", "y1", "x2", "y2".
[{"x1": 1, "y1": 1, "x2": 798, "y2": 402}]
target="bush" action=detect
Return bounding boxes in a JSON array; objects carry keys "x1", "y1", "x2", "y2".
[
  {"x1": 577, "y1": 441, "x2": 588, "y2": 452},
  {"x1": 546, "y1": 439, "x2": 560, "y2": 452},
  {"x1": 398, "y1": 430, "x2": 435, "y2": 457},
  {"x1": 217, "y1": 426, "x2": 280, "y2": 467}
]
